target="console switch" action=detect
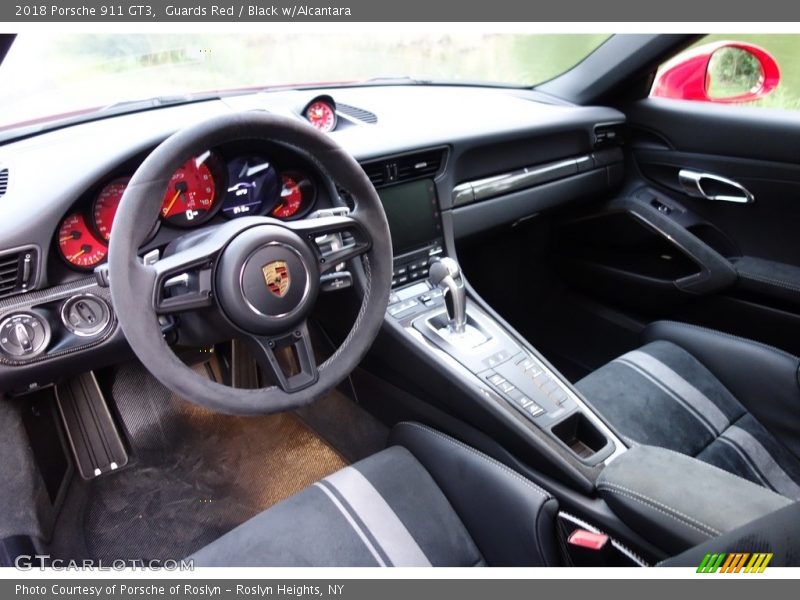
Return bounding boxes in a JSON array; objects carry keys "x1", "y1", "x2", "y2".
[
  {"x1": 485, "y1": 371, "x2": 546, "y2": 419},
  {"x1": 0, "y1": 312, "x2": 50, "y2": 359},
  {"x1": 509, "y1": 389, "x2": 544, "y2": 417}
]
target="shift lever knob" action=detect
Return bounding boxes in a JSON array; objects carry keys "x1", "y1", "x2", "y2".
[{"x1": 428, "y1": 257, "x2": 467, "y2": 333}]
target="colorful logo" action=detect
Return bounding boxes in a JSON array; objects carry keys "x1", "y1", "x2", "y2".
[
  {"x1": 262, "y1": 261, "x2": 290, "y2": 298},
  {"x1": 697, "y1": 552, "x2": 773, "y2": 573}
]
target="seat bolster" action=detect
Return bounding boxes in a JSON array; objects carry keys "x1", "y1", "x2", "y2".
[
  {"x1": 389, "y1": 422, "x2": 561, "y2": 567},
  {"x1": 643, "y1": 321, "x2": 800, "y2": 458}
]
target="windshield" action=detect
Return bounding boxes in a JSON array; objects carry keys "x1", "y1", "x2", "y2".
[{"x1": 0, "y1": 33, "x2": 609, "y2": 132}]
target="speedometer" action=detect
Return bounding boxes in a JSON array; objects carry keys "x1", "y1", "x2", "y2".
[
  {"x1": 160, "y1": 152, "x2": 222, "y2": 227},
  {"x1": 92, "y1": 177, "x2": 130, "y2": 241}
]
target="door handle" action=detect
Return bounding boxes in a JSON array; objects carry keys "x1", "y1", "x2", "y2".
[{"x1": 678, "y1": 170, "x2": 755, "y2": 204}]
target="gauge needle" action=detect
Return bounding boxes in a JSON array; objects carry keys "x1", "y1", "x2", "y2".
[
  {"x1": 273, "y1": 203, "x2": 284, "y2": 213},
  {"x1": 163, "y1": 189, "x2": 182, "y2": 216},
  {"x1": 69, "y1": 249, "x2": 86, "y2": 261},
  {"x1": 60, "y1": 234, "x2": 78, "y2": 243}
]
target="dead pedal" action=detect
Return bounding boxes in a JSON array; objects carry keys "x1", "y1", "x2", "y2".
[{"x1": 55, "y1": 372, "x2": 128, "y2": 479}]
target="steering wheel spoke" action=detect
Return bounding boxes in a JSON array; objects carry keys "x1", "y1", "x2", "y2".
[
  {"x1": 247, "y1": 322, "x2": 319, "y2": 393},
  {"x1": 286, "y1": 214, "x2": 371, "y2": 274},
  {"x1": 151, "y1": 252, "x2": 217, "y2": 314}
]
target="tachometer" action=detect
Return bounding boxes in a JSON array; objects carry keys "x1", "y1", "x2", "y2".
[
  {"x1": 304, "y1": 100, "x2": 337, "y2": 133},
  {"x1": 160, "y1": 152, "x2": 221, "y2": 227},
  {"x1": 272, "y1": 172, "x2": 316, "y2": 219},
  {"x1": 58, "y1": 213, "x2": 107, "y2": 270},
  {"x1": 221, "y1": 156, "x2": 280, "y2": 218},
  {"x1": 92, "y1": 177, "x2": 130, "y2": 241}
]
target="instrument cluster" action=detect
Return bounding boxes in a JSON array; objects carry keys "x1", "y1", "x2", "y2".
[{"x1": 55, "y1": 149, "x2": 320, "y2": 271}]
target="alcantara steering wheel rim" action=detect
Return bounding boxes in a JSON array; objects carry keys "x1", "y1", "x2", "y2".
[{"x1": 108, "y1": 112, "x2": 393, "y2": 415}]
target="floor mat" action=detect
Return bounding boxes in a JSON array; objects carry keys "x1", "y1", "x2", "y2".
[{"x1": 79, "y1": 361, "x2": 347, "y2": 562}]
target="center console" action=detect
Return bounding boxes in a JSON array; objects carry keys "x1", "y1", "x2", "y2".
[{"x1": 377, "y1": 176, "x2": 625, "y2": 482}]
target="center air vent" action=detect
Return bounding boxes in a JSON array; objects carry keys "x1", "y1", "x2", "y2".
[
  {"x1": 361, "y1": 148, "x2": 447, "y2": 189},
  {"x1": 0, "y1": 248, "x2": 37, "y2": 300},
  {"x1": 0, "y1": 168, "x2": 8, "y2": 197}
]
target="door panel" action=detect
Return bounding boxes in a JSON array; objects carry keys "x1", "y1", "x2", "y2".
[
  {"x1": 628, "y1": 98, "x2": 800, "y2": 163},
  {"x1": 558, "y1": 97, "x2": 800, "y2": 354},
  {"x1": 633, "y1": 147, "x2": 800, "y2": 265}
]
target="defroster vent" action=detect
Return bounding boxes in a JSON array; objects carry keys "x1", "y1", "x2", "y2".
[{"x1": 0, "y1": 168, "x2": 8, "y2": 197}]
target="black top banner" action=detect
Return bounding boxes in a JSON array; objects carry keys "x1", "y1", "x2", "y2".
[{"x1": 2, "y1": 0, "x2": 800, "y2": 22}]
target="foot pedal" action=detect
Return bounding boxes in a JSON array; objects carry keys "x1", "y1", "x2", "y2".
[{"x1": 55, "y1": 372, "x2": 128, "y2": 479}]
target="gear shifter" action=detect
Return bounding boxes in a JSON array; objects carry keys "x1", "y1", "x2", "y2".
[{"x1": 428, "y1": 257, "x2": 467, "y2": 334}]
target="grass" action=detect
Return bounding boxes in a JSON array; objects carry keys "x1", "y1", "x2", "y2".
[
  {"x1": 685, "y1": 34, "x2": 800, "y2": 109},
  {"x1": 1, "y1": 33, "x2": 609, "y2": 128},
  {"x1": 6, "y1": 33, "x2": 800, "y2": 129}
]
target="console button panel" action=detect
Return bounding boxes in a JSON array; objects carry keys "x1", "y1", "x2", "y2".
[
  {"x1": 391, "y1": 242, "x2": 443, "y2": 288},
  {"x1": 387, "y1": 281, "x2": 444, "y2": 321},
  {"x1": 480, "y1": 352, "x2": 576, "y2": 427},
  {"x1": 0, "y1": 280, "x2": 115, "y2": 365}
]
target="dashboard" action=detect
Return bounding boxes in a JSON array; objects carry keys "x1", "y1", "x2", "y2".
[
  {"x1": 0, "y1": 84, "x2": 625, "y2": 392},
  {"x1": 52, "y1": 141, "x2": 330, "y2": 275}
]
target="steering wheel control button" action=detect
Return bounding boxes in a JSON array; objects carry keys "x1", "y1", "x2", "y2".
[
  {"x1": 320, "y1": 271, "x2": 353, "y2": 292},
  {"x1": 0, "y1": 312, "x2": 51, "y2": 359},
  {"x1": 216, "y1": 224, "x2": 320, "y2": 335},
  {"x1": 61, "y1": 294, "x2": 111, "y2": 337}
]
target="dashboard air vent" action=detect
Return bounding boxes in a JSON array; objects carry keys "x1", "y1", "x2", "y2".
[
  {"x1": 396, "y1": 149, "x2": 445, "y2": 180},
  {"x1": 337, "y1": 103, "x2": 378, "y2": 124},
  {"x1": 593, "y1": 122, "x2": 626, "y2": 148},
  {"x1": 361, "y1": 148, "x2": 447, "y2": 189},
  {"x1": 0, "y1": 248, "x2": 37, "y2": 300},
  {"x1": 363, "y1": 163, "x2": 386, "y2": 187},
  {"x1": 0, "y1": 168, "x2": 8, "y2": 197}
]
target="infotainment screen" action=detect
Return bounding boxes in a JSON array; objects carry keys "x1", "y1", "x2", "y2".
[{"x1": 377, "y1": 179, "x2": 442, "y2": 254}]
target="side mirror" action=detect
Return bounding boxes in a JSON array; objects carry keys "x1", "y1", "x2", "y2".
[{"x1": 651, "y1": 41, "x2": 780, "y2": 104}]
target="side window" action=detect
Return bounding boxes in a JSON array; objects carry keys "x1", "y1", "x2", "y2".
[{"x1": 651, "y1": 34, "x2": 799, "y2": 109}]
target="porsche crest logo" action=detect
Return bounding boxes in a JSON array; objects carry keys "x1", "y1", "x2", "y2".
[{"x1": 262, "y1": 261, "x2": 291, "y2": 298}]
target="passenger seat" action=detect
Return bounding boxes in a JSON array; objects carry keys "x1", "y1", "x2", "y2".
[{"x1": 576, "y1": 321, "x2": 800, "y2": 499}]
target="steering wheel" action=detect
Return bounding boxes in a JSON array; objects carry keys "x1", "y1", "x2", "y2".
[{"x1": 108, "y1": 112, "x2": 392, "y2": 415}]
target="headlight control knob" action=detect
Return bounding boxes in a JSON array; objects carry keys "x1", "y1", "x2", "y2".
[{"x1": 0, "y1": 312, "x2": 51, "y2": 359}]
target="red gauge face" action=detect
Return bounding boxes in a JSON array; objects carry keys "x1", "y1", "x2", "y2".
[
  {"x1": 92, "y1": 177, "x2": 130, "y2": 241},
  {"x1": 272, "y1": 173, "x2": 316, "y2": 219},
  {"x1": 304, "y1": 100, "x2": 337, "y2": 132},
  {"x1": 58, "y1": 213, "x2": 107, "y2": 270},
  {"x1": 160, "y1": 155, "x2": 219, "y2": 227}
]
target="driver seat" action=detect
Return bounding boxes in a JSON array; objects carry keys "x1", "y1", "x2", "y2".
[{"x1": 189, "y1": 422, "x2": 561, "y2": 567}]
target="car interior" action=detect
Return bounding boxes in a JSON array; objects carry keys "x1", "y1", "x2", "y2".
[{"x1": 1, "y1": 32, "x2": 800, "y2": 568}]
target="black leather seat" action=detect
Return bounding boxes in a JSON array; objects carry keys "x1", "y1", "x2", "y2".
[
  {"x1": 190, "y1": 422, "x2": 561, "y2": 567},
  {"x1": 189, "y1": 420, "x2": 800, "y2": 567},
  {"x1": 576, "y1": 321, "x2": 800, "y2": 499}
]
